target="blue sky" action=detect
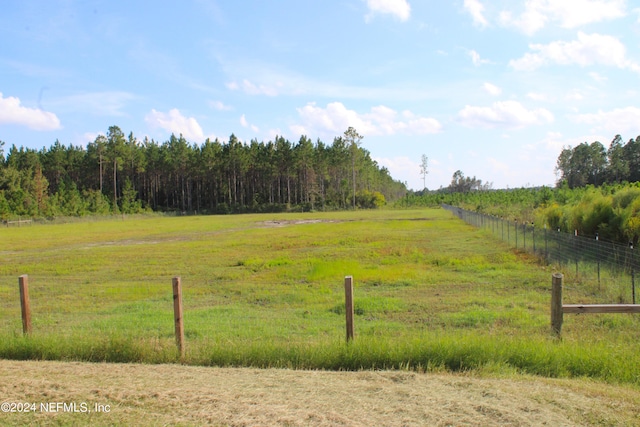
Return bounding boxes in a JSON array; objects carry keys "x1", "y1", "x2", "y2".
[{"x1": 1, "y1": 0, "x2": 639, "y2": 190}]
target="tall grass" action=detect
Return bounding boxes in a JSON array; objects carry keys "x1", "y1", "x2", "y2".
[{"x1": 1, "y1": 209, "x2": 639, "y2": 385}]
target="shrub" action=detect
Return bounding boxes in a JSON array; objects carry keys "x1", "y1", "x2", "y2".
[{"x1": 356, "y1": 190, "x2": 386, "y2": 209}]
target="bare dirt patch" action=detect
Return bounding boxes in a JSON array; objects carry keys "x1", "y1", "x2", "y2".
[
  {"x1": 259, "y1": 219, "x2": 339, "y2": 228},
  {"x1": 1, "y1": 360, "x2": 639, "y2": 426}
]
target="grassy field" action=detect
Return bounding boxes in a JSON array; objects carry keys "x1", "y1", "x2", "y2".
[{"x1": 1, "y1": 208, "x2": 639, "y2": 385}]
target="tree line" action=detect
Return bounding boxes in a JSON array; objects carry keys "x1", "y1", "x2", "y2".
[
  {"x1": 0, "y1": 126, "x2": 406, "y2": 219},
  {"x1": 396, "y1": 133, "x2": 640, "y2": 245},
  {"x1": 397, "y1": 183, "x2": 640, "y2": 245},
  {"x1": 555, "y1": 135, "x2": 640, "y2": 188}
]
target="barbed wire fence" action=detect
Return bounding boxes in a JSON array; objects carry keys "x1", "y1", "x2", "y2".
[{"x1": 442, "y1": 204, "x2": 638, "y2": 304}]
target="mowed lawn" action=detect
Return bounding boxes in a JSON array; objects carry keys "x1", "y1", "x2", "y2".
[{"x1": 0, "y1": 209, "x2": 639, "y2": 385}]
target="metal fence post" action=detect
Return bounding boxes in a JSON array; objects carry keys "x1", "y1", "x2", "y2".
[
  {"x1": 596, "y1": 233, "x2": 600, "y2": 289},
  {"x1": 532, "y1": 223, "x2": 536, "y2": 254},
  {"x1": 544, "y1": 224, "x2": 548, "y2": 262}
]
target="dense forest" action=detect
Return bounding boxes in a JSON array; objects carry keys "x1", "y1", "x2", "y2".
[{"x1": 0, "y1": 126, "x2": 406, "y2": 219}]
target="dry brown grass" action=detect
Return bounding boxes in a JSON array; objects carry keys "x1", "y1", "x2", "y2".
[{"x1": 1, "y1": 360, "x2": 639, "y2": 426}]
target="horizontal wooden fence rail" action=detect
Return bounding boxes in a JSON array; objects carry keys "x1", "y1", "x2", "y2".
[
  {"x1": 563, "y1": 304, "x2": 640, "y2": 314},
  {"x1": 551, "y1": 273, "x2": 639, "y2": 336},
  {"x1": 5, "y1": 219, "x2": 33, "y2": 227}
]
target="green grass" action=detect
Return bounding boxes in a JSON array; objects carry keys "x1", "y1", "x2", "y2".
[{"x1": 1, "y1": 208, "x2": 639, "y2": 385}]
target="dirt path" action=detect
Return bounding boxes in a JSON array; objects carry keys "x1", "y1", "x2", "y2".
[{"x1": 1, "y1": 360, "x2": 639, "y2": 426}]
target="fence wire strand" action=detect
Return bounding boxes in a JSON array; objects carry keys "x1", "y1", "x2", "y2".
[{"x1": 443, "y1": 204, "x2": 638, "y2": 304}]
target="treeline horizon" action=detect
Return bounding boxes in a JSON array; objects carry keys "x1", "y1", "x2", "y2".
[
  {"x1": 398, "y1": 133, "x2": 640, "y2": 245},
  {"x1": 555, "y1": 134, "x2": 640, "y2": 188},
  {"x1": 0, "y1": 126, "x2": 407, "y2": 219}
]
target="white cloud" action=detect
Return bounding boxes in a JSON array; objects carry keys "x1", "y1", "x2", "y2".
[
  {"x1": 565, "y1": 90, "x2": 585, "y2": 101},
  {"x1": 530, "y1": 131, "x2": 599, "y2": 153},
  {"x1": 499, "y1": 8, "x2": 547, "y2": 35},
  {"x1": 487, "y1": 157, "x2": 512, "y2": 176},
  {"x1": 241, "y1": 79, "x2": 279, "y2": 96},
  {"x1": 500, "y1": 0, "x2": 627, "y2": 35},
  {"x1": 365, "y1": 0, "x2": 411, "y2": 22},
  {"x1": 509, "y1": 32, "x2": 639, "y2": 72},
  {"x1": 239, "y1": 114, "x2": 260, "y2": 133},
  {"x1": 219, "y1": 56, "x2": 436, "y2": 102},
  {"x1": 267, "y1": 128, "x2": 282, "y2": 141},
  {"x1": 546, "y1": 0, "x2": 626, "y2": 28},
  {"x1": 521, "y1": 131, "x2": 607, "y2": 174},
  {"x1": 572, "y1": 106, "x2": 640, "y2": 135},
  {"x1": 588, "y1": 71, "x2": 608, "y2": 82},
  {"x1": 527, "y1": 92, "x2": 550, "y2": 101},
  {"x1": 145, "y1": 108, "x2": 206, "y2": 141},
  {"x1": 539, "y1": 131, "x2": 567, "y2": 152},
  {"x1": 210, "y1": 100, "x2": 233, "y2": 111},
  {"x1": 463, "y1": 0, "x2": 489, "y2": 27},
  {"x1": 373, "y1": 156, "x2": 419, "y2": 188},
  {"x1": 43, "y1": 91, "x2": 136, "y2": 118},
  {"x1": 483, "y1": 82, "x2": 502, "y2": 96},
  {"x1": 0, "y1": 92, "x2": 61, "y2": 131},
  {"x1": 292, "y1": 102, "x2": 441, "y2": 138},
  {"x1": 226, "y1": 79, "x2": 279, "y2": 96},
  {"x1": 469, "y1": 50, "x2": 490, "y2": 66},
  {"x1": 457, "y1": 100, "x2": 554, "y2": 129},
  {"x1": 82, "y1": 132, "x2": 100, "y2": 145}
]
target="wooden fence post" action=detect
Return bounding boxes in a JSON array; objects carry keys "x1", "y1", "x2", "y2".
[
  {"x1": 551, "y1": 273, "x2": 563, "y2": 336},
  {"x1": 19, "y1": 275, "x2": 31, "y2": 335},
  {"x1": 172, "y1": 277, "x2": 185, "y2": 358},
  {"x1": 344, "y1": 276, "x2": 354, "y2": 342}
]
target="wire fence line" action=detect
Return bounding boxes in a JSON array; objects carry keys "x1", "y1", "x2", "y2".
[{"x1": 442, "y1": 204, "x2": 638, "y2": 304}]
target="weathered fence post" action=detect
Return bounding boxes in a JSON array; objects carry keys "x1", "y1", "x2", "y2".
[
  {"x1": 19, "y1": 275, "x2": 31, "y2": 335},
  {"x1": 551, "y1": 273, "x2": 564, "y2": 336},
  {"x1": 172, "y1": 277, "x2": 185, "y2": 357},
  {"x1": 344, "y1": 276, "x2": 354, "y2": 342}
]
